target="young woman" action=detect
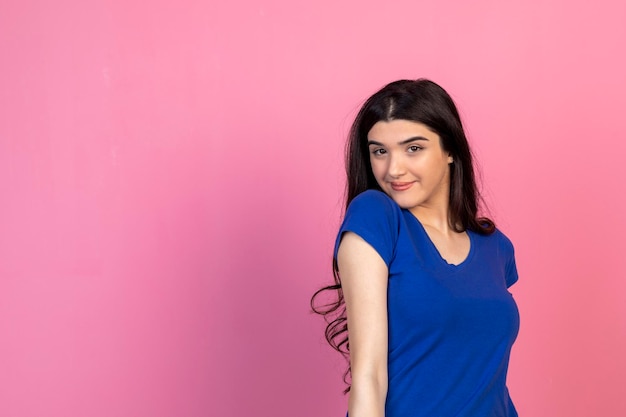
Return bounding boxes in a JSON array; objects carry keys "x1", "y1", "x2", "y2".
[{"x1": 311, "y1": 79, "x2": 520, "y2": 417}]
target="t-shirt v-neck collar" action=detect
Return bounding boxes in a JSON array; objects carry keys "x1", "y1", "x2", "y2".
[{"x1": 405, "y1": 211, "x2": 475, "y2": 271}]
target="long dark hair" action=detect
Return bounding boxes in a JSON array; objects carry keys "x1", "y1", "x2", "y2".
[{"x1": 311, "y1": 78, "x2": 495, "y2": 393}]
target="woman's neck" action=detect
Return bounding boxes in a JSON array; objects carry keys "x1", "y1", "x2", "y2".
[{"x1": 409, "y1": 204, "x2": 454, "y2": 235}]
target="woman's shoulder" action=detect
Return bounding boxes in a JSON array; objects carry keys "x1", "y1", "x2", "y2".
[
  {"x1": 337, "y1": 190, "x2": 401, "y2": 265},
  {"x1": 348, "y1": 189, "x2": 398, "y2": 212},
  {"x1": 494, "y1": 228, "x2": 514, "y2": 246},
  {"x1": 477, "y1": 227, "x2": 515, "y2": 255},
  {"x1": 471, "y1": 225, "x2": 515, "y2": 247},
  {"x1": 341, "y1": 189, "x2": 403, "y2": 240}
]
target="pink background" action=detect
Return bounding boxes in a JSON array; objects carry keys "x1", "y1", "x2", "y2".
[{"x1": 1, "y1": 1, "x2": 625, "y2": 416}]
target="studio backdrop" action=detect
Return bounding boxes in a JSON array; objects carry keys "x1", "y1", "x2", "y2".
[{"x1": 1, "y1": 1, "x2": 625, "y2": 416}]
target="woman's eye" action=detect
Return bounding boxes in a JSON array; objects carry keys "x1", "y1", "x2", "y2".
[
  {"x1": 372, "y1": 148, "x2": 386, "y2": 156},
  {"x1": 408, "y1": 145, "x2": 422, "y2": 153}
]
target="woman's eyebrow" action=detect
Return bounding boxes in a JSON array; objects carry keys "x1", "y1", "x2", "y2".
[{"x1": 367, "y1": 136, "x2": 430, "y2": 146}]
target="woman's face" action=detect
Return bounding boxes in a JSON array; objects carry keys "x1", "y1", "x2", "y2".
[{"x1": 367, "y1": 119, "x2": 453, "y2": 214}]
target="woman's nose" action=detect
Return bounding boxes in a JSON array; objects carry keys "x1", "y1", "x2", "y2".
[{"x1": 388, "y1": 154, "x2": 406, "y2": 178}]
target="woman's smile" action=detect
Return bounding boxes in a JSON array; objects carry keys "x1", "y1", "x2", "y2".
[{"x1": 389, "y1": 181, "x2": 415, "y2": 191}]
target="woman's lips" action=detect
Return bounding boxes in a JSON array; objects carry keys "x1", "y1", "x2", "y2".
[{"x1": 390, "y1": 181, "x2": 414, "y2": 191}]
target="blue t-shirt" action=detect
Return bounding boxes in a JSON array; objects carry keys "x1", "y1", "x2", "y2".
[{"x1": 334, "y1": 190, "x2": 519, "y2": 417}]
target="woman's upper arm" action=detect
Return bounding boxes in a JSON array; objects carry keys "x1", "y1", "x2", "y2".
[{"x1": 336, "y1": 231, "x2": 389, "y2": 383}]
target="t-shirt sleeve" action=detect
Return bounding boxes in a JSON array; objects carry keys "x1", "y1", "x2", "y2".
[
  {"x1": 333, "y1": 190, "x2": 400, "y2": 267},
  {"x1": 499, "y1": 232, "x2": 519, "y2": 288}
]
